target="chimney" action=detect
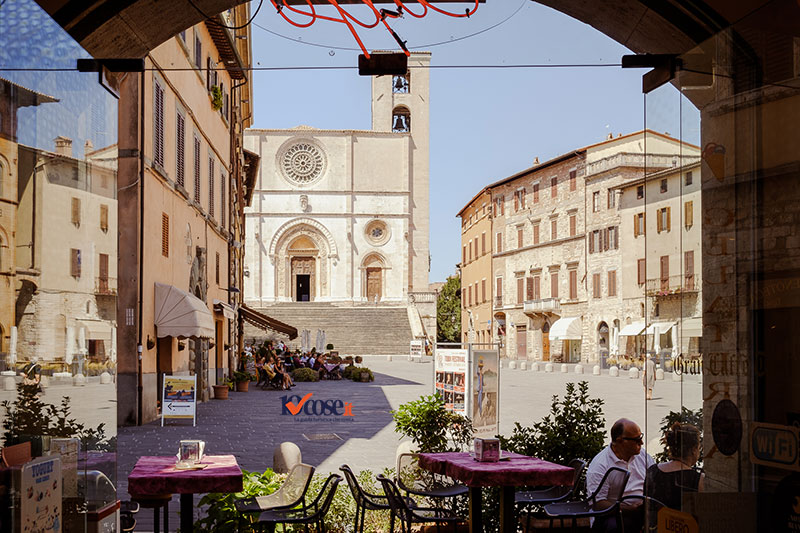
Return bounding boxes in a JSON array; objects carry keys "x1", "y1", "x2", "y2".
[
  {"x1": 84, "y1": 139, "x2": 94, "y2": 158},
  {"x1": 606, "y1": 133, "x2": 613, "y2": 140},
  {"x1": 533, "y1": 157, "x2": 539, "y2": 165},
  {"x1": 54, "y1": 136, "x2": 72, "y2": 156}
]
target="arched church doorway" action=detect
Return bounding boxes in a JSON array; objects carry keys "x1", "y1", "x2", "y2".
[
  {"x1": 362, "y1": 253, "x2": 386, "y2": 302},
  {"x1": 289, "y1": 236, "x2": 317, "y2": 302}
]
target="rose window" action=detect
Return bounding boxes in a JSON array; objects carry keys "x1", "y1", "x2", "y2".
[{"x1": 282, "y1": 143, "x2": 325, "y2": 184}]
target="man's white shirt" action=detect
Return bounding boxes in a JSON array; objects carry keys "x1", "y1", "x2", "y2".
[{"x1": 586, "y1": 445, "x2": 655, "y2": 502}]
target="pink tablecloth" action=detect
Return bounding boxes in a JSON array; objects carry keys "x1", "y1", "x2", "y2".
[
  {"x1": 417, "y1": 452, "x2": 574, "y2": 488},
  {"x1": 128, "y1": 454, "x2": 243, "y2": 496}
]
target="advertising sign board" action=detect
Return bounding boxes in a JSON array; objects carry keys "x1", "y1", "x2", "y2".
[{"x1": 162, "y1": 374, "x2": 197, "y2": 426}]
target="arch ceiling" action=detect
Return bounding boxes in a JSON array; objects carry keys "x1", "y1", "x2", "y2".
[{"x1": 34, "y1": 0, "x2": 777, "y2": 60}]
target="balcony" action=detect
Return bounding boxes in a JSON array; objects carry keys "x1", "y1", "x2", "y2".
[
  {"x1": 524, "y1": 297, "x2": 561, "y2": 315},
  {"x1": 645, "y1": 275, "x2": 700, "y2": 297},
  {"x1": 95, "y1": 277, "x2": 117, "y2": 296}
]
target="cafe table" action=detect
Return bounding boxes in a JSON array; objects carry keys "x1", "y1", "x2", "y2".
[
  {"x1": 417, "y1": 451, "x2": 574, "y2": 533},
  {"x1": 127, "y1": 454, "x2": 243, "y2": 533}
]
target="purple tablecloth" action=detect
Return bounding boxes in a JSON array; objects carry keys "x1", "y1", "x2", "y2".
[
  {"x1": 128, "y1": 454, "x2": 243, "y2": 496},
  {"x1": 417, "y1": 452, "x2": 574, "y2": 488}
]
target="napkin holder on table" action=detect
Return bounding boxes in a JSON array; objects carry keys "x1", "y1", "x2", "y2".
[{"x1": 473, "y1": 438, "x2": 500, "y2": 462}]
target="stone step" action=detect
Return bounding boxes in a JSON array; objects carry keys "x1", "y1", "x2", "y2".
[{"x1": 244, "y1": 304, "x2": 415, "y2": 356}]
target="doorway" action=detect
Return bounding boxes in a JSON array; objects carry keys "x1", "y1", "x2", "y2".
[
  {"x1": 366, "y1": 267, "x2": 382, "y2": 302},
  {"x1": 542, "y1": 321, "x2": 551, "y2": 361},
  {"x1": 291, "y1": 256, "x2": 315, "y2": 302},
  {"x1": 516, "y1": 325, "x2": 527, "y2": 359}
]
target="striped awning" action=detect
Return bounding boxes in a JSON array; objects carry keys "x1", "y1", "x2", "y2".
[{"x1": 154, "y1": 283, "x2": 215, "y2": 339}]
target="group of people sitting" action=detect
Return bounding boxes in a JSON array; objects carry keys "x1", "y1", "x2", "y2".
[
  {"x1": 243, "y1": 341, "x2": 352, "y2": 390},
  {"x1": 587, "y1": 417, "x2": 703, "y2": 532}
]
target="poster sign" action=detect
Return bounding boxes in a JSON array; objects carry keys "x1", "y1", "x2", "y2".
[
  {"x1": 435, "y1": 348, "x2": 469, "y2": 416},
  {"x1": 657, "y1": 507, "x2": 699, "y2": 533},
  {"x1": 472, "y1": 349, "x2": 499, "y2": 438},
  {"x1": 49, "y1": 438, "x2": 79, "y2": 498},
  {"x1": 20, "y1": 455, "x2": 62, "y2": 533},
  {"x1": 162, "y1": 374, "x2": 197, "y2": 426},
  {"x1": 409, "y1": 340, "x2": 423, "y2": 360},
  {"x1": 750, "y1": 422, "x2": 800, "y2": 471}
]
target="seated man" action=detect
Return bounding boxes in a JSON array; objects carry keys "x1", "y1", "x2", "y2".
[{"x1": 586, "y1": 418, "x2": 654, "y2": 532}]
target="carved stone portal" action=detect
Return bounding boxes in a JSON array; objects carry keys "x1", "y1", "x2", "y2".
[{"x1": 274, "y1": 224, "x2": 332, "y2": 301}]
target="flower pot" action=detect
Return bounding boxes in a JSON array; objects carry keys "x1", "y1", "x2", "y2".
[
  {"x1": 235, "y1": 380, "x2": 249, "y2": 392},
  {"x1": 212, "y1": 384, "x2": 229, "y2": 400}
]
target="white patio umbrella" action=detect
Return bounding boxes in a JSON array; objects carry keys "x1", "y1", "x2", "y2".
[
  {"x1": 671, "y1": 323, "x2": 679, "y2": 358},
  {"x1": 65, "y1": 326, "x2": 75, "y2": 365},
  {"x1": 611, "y1": 325, "x2": 619, "y2": 356},
  {"x1": 653, "y1": 324, "x2": 661, "y2": 355},
  {"x1": 315, "y1": 329, "x2": 323, "y2": 353},
  {"x1": 78, "y1": 326, "x2": 87, "y2": 374},
  {"x1": 110, "y1": 326, "x2": 117, "y2": 363},
  {"x1": 8, "y1": 326, "x2": 17, "y2": 367},
  {"x1": 319, "y1": 330, "x2": 327, "y2": 352}
]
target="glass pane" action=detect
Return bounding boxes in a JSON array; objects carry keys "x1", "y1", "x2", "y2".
[{"x1": 0, "y1": 0, "x2": 118, "y2": 530}]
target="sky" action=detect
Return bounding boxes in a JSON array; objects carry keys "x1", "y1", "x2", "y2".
[{"x1": 249, "y1": 0, "x2": 700, "y2": 283}]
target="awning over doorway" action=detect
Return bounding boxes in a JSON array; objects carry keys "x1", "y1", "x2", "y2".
[
  {"x1": 549, "y1": 317, "x2": 582, "y2": 340},
  {"x1": 680, "y1": 317, "x2": 703, "y2": 338},
  {"x1": 619, "y1": 321, "x2": 646, "y2": 336},
  {"x1": 78, "y1": 320, "x2": 113, "y2": 341},
  {"x1": 240, "y1": 304, "x2": 298, "y2": 340},
  {"x1": 213, "y1": 299, "x2": 236, "y2": 320},
  {"x1": 645, "y1": 322, "x2": 675, "y2": 336},
  {"x1": 154, "y1": 282, "x2": 215, "y2": 338}
]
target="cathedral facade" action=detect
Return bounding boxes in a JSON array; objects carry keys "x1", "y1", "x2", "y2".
[{"x1": 244, "y1": 52, "x2": 430, "y2": 307}]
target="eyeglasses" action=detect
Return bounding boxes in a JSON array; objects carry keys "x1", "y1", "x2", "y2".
[{"x1": 621, "y1": 434, "x2": 644, "y2": 443}]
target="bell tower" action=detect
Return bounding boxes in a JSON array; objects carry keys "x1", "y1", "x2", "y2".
[{"x1": 371, "y1": 51, "x2": 431, "y2": 292}]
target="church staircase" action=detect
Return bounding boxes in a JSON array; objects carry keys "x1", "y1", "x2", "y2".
[{"x1": 245, "y1": 303, "x2": 415, "y2": 356}]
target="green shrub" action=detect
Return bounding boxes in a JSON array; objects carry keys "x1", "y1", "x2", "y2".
[
  {"x1": 498, "y1": 381, "x2": 605, "y2": 466},
  {"x1": 349, "y1": 367, "x2": 374, "y2": 382},
  {"x1": 392, "y1": 393, "x2": 473, "y2": 453},
  {"x1": 342, "y1": 364, "x2": 356, "y2": 380},
  {"x1": 292, "y1": 367, "x2": 319, "y2": 382}
]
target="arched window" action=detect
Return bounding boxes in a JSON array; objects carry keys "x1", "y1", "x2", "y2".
[
  {"x1": 392, "y1": 106, "x2": 411, "y2": 133},
  {"x1": 392, "y1": 71, "x2": 410, "y2": 93}
]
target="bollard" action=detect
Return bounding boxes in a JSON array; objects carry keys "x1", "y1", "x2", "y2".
[
  {"x1": 386, "y1": 355, "x2": 392, "y2": 362},
  {"x1": 545, "y1": 363, "x2": 554, "y2": 373},
  {"x1": 609, "y1": 366, "x2": 619, "y2": 377},
  {"x1": 629, "y1": 367, "x2": 640, "y2": 379},
  {"x1": 73, "y1": 374, "x2": 87, "y2": 386},
  {"x1": 273, "y1": 442, "x2": 302, "y2": 474},
  {"x1": 100, "y1": 371, "x2": 113, "y2": 384},
  {"x1": 3, "y1": 376, "x2": 15, "y2": 391},
  {"x1": 593, "y1": 365, "x2": 601, "y2": 375},
  {"x1": 509, "y1": 361, "x2": 517, "y2": 370},
  {"x1": 672, "y1": 371, "x2": 682, "y2": 382},
  {"x1": 655, "y1": 368, "x2": 665, "y2": 381},
  {"x1": 396, "y1": 441, "x2": 416, "y2": 465},
  {"x1": 561, "y1": 364, "x2": 569, "y2": 373},
  {"x1": 574, "y1": 364, "x2": 584, "y2": 374},
  {"x1": 520, "y1": 361, "x2": 527, "y2": 371},
  {"x1": 531, "y1": 362, "x2": 540, "y2": 372}
]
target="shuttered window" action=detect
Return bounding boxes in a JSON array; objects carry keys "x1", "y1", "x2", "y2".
[
  {"x1": 462, "y1": 245, "x2": 466, "y2": 264},
  {"x1": 569, "y1": 214, "x2": 576, "y2": 237},
  {"x1": 637, "y1": 259, "x2": 646, "y2": 285},
  {"x1": 481, "y1": 232, "x2": 486, "y2": 255},
  {"x1": 70, "y1": 248, "x2": 81, "y2": 278},
  {"x1": 685, "y1": 250, "x2": 695, "y2": 290},
  {"x1": 496, "y1": 232, "x2": 502, "y2": 253},
  {"x1": 481, "y1": 279, "x2": 486, "y2": 302},
  {"x1": 517, "y1": 277, "x2": 524, "y2": 304},
  {"x1": 533, "y1": 183, "x2": 539, "y2": 203},
  {"x1": 660, "y1": 255, "x2": 670, "y2": 286},
  {"x1": 551, "y1": 271, "x2": 559, "y2": 298},
  {"x1": 176, "y1": 112, "x2": 185, "y2": 187},
  {"x1": 71, "y1": 197, "x2": 81, "y2": 227},
  {"x1": 657, "y1": 207, "x2": 671, "y2": 232},
  {"x1": 533, "y1": 276, "x2": 541, "y2": 300},
  {"x1": 100, "y1": 204, "x2": 108, "y2": 232},
  {"x1": 592, "y1": 273, "x2": 601, "y2": 298},
  {"x1": 533, "y1": 224, "x2": 540, "y2": 245},
  {"x1": 517, "y1": 227, "x2": 523, "y2": 248},
  {"x1": 551, "y1": 219, "x2": 557, "y2": 240},
  {"x1": 209, "y1": 157, "x2": 215, "y2": 218},
  {"x1": 221, "y1": 171, "x2": 226, "y2": 227},
  {"x1": 194, "y1": 34, "x2": 202, "y2": 68},
  {"x1": 99, "y1": 253, "x2": 109, "y2": 292},
  {"x1": 215, "y1": 252, "x2": 220, "y2": 285},
  {"x1": 685, "y1": 201, "x2": 693, "y2": 229},
  {"x1": 569, "y1": 270, "x2": 578, "y2": 299},
  {"x1": 550, "y1": 177, "x2": 557, "y2": 198},
  {"x1": 570, "y1": 170, "x2": 577, "y2": 191},
  {"x1": 496, "y1": 277, "x2": 503, "y2": 304},
  {"x1": 161, "y1": 213, "x2": 169, "y2": 257},
  {"x1": 634, "y1": 213, "x2": 645, "y2": 237},
  {"x1": 193, "y1": 135, "x2": 201, "y2": 203},
  {"x1": 526, "y1": 277, "x2": 534, "y2": 300},
  {"x1": 153, "y1": 80, "x2": 164, "y2": 168},
  {"x1": 608, "y1": 270, "x2": 617, "y2": 297}
]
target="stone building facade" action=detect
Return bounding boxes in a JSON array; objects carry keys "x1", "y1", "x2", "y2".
[
  {"x1": 243, "y1": 52, "x2": 431, "y2": 307},
  {"x1": 457, "y1": 188, "x2": 492, "y2": 346}
]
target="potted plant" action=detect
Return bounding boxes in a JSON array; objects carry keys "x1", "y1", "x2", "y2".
[
  {"x1": 210, "y1": 85, "x2": 223, "y2": 111},
  {"x1": 231, "y1": 371, "x2": 252, "y2": 392},
  {"x1": 212, "y1": 381, "x2": 229, "y2": 400}
]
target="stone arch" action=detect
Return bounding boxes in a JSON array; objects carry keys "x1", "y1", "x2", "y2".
[
  {"x1": 392, "y1": 105, "x2": 411, "y2": 133},
  {"x1": 597, "y1": 321, "x2": 610, "y2": 359},
  {"x1": 269, "y1": 218, "x2": 338, "y2": 262},
  {"x1": 272, "y1": 219, "x2": 337, "y2": 301}
]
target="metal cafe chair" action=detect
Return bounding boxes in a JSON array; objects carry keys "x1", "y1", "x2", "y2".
[
  {"x1": 621, "y1": 494, "x2": 669, "y2": 532},
  {"x1": 515, "y1": 458, "x2": 586, "y2": 531},
  {"x1": 396, "y1": 453, "x2": 468, "y2": 509},
  {"x1": 255, "y1": 473, "x2": 342, "y2": 533},
  {"x1": 340, "y1": 464, "x2": 394, "y2": 533},
  {"x1": 377, "y1": 474, "x2": 466, "y2": 533},
  {"x1": 234, "y1": 462, "x2": 315, "y2": 515},
  {"x1": 544, "y1": 466, "x2": 631, "y2": 530}
]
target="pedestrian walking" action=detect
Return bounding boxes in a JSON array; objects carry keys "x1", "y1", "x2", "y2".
[{"x1": 643, "y1": 355, "x2": 656, "y2": 400}]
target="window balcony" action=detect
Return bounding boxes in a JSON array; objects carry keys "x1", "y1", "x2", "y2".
[
  {"x1": 645, "y1": 275, "x2": 700, "y2": 297},
  {"x1": 523, "y1": 297, "x2": 561, "y2": 315},
  {"x1": 95, "y1": 277, "x2": 117, "y2": 296}
]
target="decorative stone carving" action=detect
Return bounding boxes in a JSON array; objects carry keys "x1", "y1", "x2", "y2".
[
  {"x1": 300, "y1": 194, "x2": 310, "y2": 212},
  {"x1": 278, "y1": 141, "x2": 326, "y2": 186}
]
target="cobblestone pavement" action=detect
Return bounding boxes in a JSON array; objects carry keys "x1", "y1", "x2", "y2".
[{"x1": 112, "y1": 357, "x2": 701, "y2": 531}]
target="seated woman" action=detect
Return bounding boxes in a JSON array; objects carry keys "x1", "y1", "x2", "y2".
[
  {"x1": 272, "y1": 356, "x2": 294, "y2": 390},
  {"x1": 645, "y1": 423, "x2": 704, "y2": 527},
  {"x1": 254, "y1": 354, "x2": 267, "y2": 386},
  {"x1": 261, "y1": 357, "x2": 282, "y2": 390}
]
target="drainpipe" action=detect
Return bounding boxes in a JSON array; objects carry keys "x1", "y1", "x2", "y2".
[{"x1": 137, "y1": 67, "x2": 146, "y2": 425}]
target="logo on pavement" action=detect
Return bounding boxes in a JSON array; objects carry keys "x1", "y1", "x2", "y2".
[{"x1": 281, "y1": 393, "x2": 355, "y2": 420}]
